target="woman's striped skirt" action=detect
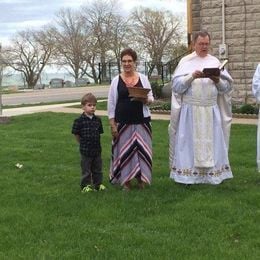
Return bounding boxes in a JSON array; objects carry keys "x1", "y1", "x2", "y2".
[{"x1": 110, "y1": 122, "x2": 152, "y2": 185}]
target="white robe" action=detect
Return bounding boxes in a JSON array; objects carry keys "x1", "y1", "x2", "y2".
[
  {"x1": 169, "y1": 52, "x2": 233, "y2": 184},
  {"x1": 252, "y1": 64, "x2": 260, "y2": 172}
]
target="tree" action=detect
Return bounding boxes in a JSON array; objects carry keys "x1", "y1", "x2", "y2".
[
  {"x1": 2, "y1": 29, "x2": 53, "y2": 88},
  {"x1": 0, "y1": 43, "x2": 3, "y2": 87},
  {"x1": 109, "y1": 14, "x2": 131, "y2": 74},
  {"x1": 130, "y1": 7, "x2": 184, "y2": 77},
  {"x1": 50, "y1": 1, "x2": 129, "y2": 84},
  {"x1": 50, "y1": 8, "x2": 91, "y2": 82},
  {"x1": 81, "y1": 0, "x2": 125, "y2": 82},
  {"x1": 0, "y1": 46, "x2": 12, "y2": 88}
]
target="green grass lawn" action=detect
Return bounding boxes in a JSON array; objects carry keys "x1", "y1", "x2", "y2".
[{"x1": 0, "y1": 113, "x2": 259, "y2": 259}]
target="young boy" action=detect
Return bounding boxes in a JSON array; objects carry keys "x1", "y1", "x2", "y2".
[{"x1": 72, "y1": 93, "x2": 106, "y2": 192}]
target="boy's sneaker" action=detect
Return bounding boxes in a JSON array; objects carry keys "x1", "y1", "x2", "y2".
[
  {"x1": 97, "y1": 184, "x2": 106, "y2": 191},
  {"x1": 82, "y1": 185, "x2": 93, "y2": 193}
]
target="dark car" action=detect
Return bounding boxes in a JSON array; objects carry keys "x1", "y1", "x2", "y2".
[{"x1": 49, "y1": 78, "x2": 64, "y2": 88}]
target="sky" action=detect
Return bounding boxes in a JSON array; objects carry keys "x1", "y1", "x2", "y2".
[{"x1": 0, "y1": 0, "x2": 186, "y2": 47}]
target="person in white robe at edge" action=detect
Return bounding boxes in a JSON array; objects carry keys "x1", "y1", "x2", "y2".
[
  {"x1": 169, "y1": 30, "x2": 233, "y2": 185},
  {"x1": 252, "y1": 64, "x2": 260, "y2": 172}
]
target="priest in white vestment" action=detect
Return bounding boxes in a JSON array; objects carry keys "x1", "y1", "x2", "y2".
[
  {"x1": 169, "y1": 31, "x2": 233, "y2": 184},
  {"x1": 252, "y1": 64, "x2": 260, "y2": 172}
]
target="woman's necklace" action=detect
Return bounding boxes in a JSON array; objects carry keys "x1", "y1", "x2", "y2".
[{"x1": 123, "y1": 73, "x2": 137, "y2": 87}]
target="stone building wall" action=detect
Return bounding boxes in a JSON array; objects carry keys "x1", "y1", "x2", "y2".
[{"x1": 191, "y1": 0, "x2": 260, "y2": 104}]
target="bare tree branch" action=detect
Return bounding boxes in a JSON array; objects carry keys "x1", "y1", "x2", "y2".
[
  {"x1": 130, "y1": 7, "x2": 185, "y2": 76},
  {"x1": 2, "y1": 29, "x2": 53, "y2": 88}
]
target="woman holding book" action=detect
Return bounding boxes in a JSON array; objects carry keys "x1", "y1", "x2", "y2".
[
  {"x1": 169, "y1": 31, "x2": 234, "y2": 185},
  {"x1": 107, "y1": 48, "x2": 154, "y2": 191}
]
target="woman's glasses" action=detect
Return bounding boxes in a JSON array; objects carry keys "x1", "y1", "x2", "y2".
[{"x1": 121, "y1": 59, "x2": 134, "y2": 64}]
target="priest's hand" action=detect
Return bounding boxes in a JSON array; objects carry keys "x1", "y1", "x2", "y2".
[
  {"x1": 209, "y1": 75, "x2": 220, "y2": 84},
  {"x1": 192, "y1": 70, "x2": 204, "y2": 79}
]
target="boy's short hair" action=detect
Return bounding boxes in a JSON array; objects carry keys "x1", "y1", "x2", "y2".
[{"x1": 81, "y1": 93, "x2": 97, "y2": 106}]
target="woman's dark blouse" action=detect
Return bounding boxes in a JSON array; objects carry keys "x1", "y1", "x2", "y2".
[{"x1": 115, "y1": 76, "x2": 150, "y2": 124}]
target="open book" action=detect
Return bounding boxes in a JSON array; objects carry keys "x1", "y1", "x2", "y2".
[{"x1": 202, "y1": 60, "x2": 228, "y2": 77}]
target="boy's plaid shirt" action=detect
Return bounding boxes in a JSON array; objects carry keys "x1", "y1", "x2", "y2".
[{"x1": 72, "y1": 113, "x2": 103, "y2": 157}]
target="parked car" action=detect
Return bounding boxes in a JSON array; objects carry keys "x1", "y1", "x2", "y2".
[
  {"x1": 49, "y1": 78, "x2": 64, "y2": 88},
  {"x1": 64, "y1": 80, "x2": 74, "y2": 88},
  {"x1": 75, "y1": 78, "x2": 90, "y2": 87},
  {"x1": 34, "y1": 84, "x2": 46, "y2": 90}
]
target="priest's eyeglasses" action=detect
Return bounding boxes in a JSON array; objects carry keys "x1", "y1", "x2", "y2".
[{"x1": 198, "y1": 43, "x2": 210, "y2": 47}]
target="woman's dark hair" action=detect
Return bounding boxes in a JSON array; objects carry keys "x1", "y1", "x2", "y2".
[
  {"x1": 193, "y1": 30, "x2": 211, "y2": 42},
  {"x1": 120, "y1": 48, "x2": 137, "y2": 61}
]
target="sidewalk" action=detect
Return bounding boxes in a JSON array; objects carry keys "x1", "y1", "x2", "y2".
[{"x1": 1, "y1": 102, "x2": 258, "y2": 125}]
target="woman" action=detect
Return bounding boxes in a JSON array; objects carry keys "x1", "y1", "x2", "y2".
[{"x1": 107, "y1": 48, "x2": 154, "y2": 191}]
